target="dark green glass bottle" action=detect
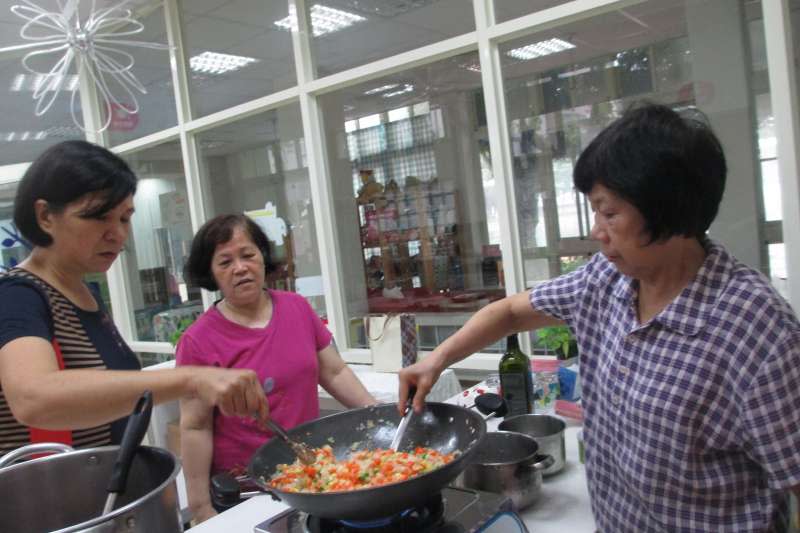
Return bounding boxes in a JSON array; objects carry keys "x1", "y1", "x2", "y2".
[{"x1": 499, "y1": 333, "x2": 534, "y2": 416}]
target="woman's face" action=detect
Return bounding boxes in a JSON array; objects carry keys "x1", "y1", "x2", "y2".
[
  {"x1": 588, "y1": 184, "x2": 655, "y2": 277},
  {"x1": 210, "y1": 225, "x2": 266, "y2": 305},
  {"x1": 38, "y1": 193, "x2": 134, "y2": 273}
]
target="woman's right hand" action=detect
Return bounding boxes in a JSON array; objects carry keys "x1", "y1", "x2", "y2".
[
  {"x1": 186, "y1": 366, "x2": 269, "y2": 423},
  {"x1": 398, "y1": 353, "x2": 445, "y2": 414}
]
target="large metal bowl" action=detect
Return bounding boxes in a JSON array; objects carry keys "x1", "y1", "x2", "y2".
[
  {"x1": 0, "y1": 444, "x2": 181, "y2": 533},
  {"x1": 454, "y1": 431, "x2": 553, "y2": 511}
]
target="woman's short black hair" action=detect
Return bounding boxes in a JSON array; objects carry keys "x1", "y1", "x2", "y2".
[
  {"x1": 184, "y1": 214, "x2": 274, "y2": 291},
  {"x1": 573, "y1": 102, "x2": 727, "y2": 242},
  {"x1": 14, "y1": 140, "x2": 138, "y2": 247}
]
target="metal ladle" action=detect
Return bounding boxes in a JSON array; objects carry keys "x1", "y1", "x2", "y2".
[{"x1": 264, "y1": 418, "x2": 317, "y2": 465}]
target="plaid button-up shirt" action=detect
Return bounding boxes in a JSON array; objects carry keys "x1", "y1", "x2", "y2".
[{"x1": 531, "y1": 240, "x2": 800, "y2": 532}]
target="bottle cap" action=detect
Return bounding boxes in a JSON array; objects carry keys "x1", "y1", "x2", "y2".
[{"x1": 532, "y1": 358, "x2": 560, "y2": 372}]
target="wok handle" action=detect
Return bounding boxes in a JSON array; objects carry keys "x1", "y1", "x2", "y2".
[{"x1": 210, "y1": 472, "x2": 272, "y2": 507}]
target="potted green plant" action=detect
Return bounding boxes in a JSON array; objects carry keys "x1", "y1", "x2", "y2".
[
  {"x1": 169, "y1": 317, "x2": 195, "y2": 346},
  {"x1": 536, "y1": 325, "x2": 578, "y2": 361}
]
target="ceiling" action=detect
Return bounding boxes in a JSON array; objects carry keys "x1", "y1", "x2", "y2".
[{"x1": 0, "y1": 0, "x2": 786, "y2": 167}]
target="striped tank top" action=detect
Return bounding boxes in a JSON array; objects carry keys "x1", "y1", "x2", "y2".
[{"x1": 0, "y1": 268, "x2": 140, "y2": 456}]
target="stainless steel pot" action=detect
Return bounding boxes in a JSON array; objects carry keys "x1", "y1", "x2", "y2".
[
  {"x1": 499, "y1": 414, "x2": 566, "y2": 476},
  {"x1": 0, "y1": 443, "x2": 181, "y2": 533},
  {"x1": 453, "y1": 431, "x2": 553, "y2": 511}
]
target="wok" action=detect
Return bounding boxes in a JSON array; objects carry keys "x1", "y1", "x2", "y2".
[{"x1": 248, "y1": 402, "x2": 486, "y2": 520}]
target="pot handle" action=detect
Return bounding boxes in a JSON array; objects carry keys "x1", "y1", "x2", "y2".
[
  {"x1": 0, "y1": 442, "x2": 74, "y2": 469},
  {"x1": 211, "y1": 472, "x2": 272, "y2": 507},
  {"x1": 524, "y1": 453, "x2": 554, "y2": 472}
]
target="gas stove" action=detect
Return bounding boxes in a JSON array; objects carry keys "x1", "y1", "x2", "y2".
[{"x1": 253, "y1": 487, "x2": 528, "y2": 533}]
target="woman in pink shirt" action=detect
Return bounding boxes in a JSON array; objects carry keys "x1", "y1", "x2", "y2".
[{"x1": 176, "y1": 214, "x2": 376, "y2": 524}]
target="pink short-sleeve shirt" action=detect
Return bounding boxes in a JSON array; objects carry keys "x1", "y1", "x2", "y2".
[{"x1": 176, "y1": 290, "x2": 332, "y2": 474}]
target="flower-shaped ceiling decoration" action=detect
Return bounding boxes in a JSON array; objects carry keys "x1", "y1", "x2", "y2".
[{"x1": 0, "y1": 0, "x2": 169, "y2": 132}]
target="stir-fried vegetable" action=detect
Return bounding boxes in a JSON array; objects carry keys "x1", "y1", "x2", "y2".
[{"x1": 268, "y1": 445, "x2": 457, "y2": 493}]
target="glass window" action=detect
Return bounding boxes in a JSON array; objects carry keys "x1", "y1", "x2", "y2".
[
  {"x1": 493, "y1": 1, "x2": 573, "y2": 24},
  {"x1": 180, "y1": 0, "x2": 297, "y2": 118},
  {"x1": 137, "y1": 351, "x2": 175, "y2": 367},
  {"x1": 319, "y1": 52, "x2": 504, "y2": 350},
  {"x1": 195, "y1": 105, "x2": 327, "y2": 317},
  {"x1": 499, "y1": 0, "x2": 775, "y2": 287},
  {"x1": 123, "y1": 142, "x2": 202, "y2": 342},
  {"x1": 302, "y1": 0, "x2": 475, "y2": 78},
  {"x1": 106, "y1": 6, "x2": 177, "y2": 146},
  {"x1": 0, "y1": 182, "x2": 30, "y2": 271},
  {"x1": 0, "y1": 180, "x2": 113, "y2": 312},
  {"x1": 0, "y1": 54, "x2": 84, "y2": 165}
]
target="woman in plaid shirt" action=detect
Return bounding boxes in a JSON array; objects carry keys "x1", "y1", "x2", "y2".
[{"x1": 400, "y1": 103, "x2": 800, "y2": 532}]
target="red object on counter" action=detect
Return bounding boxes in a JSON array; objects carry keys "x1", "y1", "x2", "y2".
[{"x1": 554, "y1": 399, "x2": 584, "y2": 421}]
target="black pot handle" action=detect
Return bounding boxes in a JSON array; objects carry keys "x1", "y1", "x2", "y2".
[
  {"x1": 473, "y1": 392, "x2": 507, "y2": 418},
  {"x1": 107, "y1": 390, "x2": 153, "y2": 494},
  {"x1": 211, "y1": 472, "x2": 277, "y2": 505}
]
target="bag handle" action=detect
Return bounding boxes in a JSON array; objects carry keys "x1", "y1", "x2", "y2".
[{"x1": 365, "y1": 314, "x2": 397, "y2": 342}]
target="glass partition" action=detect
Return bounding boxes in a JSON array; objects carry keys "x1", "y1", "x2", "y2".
[
  {"x1": 493, "y1": 1, "x2": 572, "y2": 24},
  {"x1": 123, "y1": 142, "x2": 201, "y2": 341},
  {"x1": 0, "y1": 55, "x2": 84, "y2": 165},
  {"x1": 499, "y1": 0, "x2": 775, "y2": 291},
  {"x1": 305, "y1": 0, "x2": 474, "y2": 77},
  {"x1": 195, "y1": 104, "x2": 327, "y2": 317},
  {"x1": 107, "y1": 5, "x2": 178, "y2": 146},
  {"x1": 319, "y1": 51, "x2": 505, "y2": 351},
  {"x1": 0, "y1": 181, "x2": 29, "y2": 272},
  {"x1": 180, "y1": 0, "x2": 297, "y2": 118}
]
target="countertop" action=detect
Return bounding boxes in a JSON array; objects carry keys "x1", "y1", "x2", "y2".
[{"x1": 188, "y1": 383, "x2": 596, "y2": 532}]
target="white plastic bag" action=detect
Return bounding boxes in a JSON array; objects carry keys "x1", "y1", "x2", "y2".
[{"x1": 364, "y1": 314, "x2": 417, "y2": 372}]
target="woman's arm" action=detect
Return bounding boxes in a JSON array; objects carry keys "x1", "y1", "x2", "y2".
[
  {"x1": 317, "y1": 344, "x2": 377, "y2": 408},
  {"x1": 180, "y1": 396, "x2": 217, "y2": 524},
  {"x1": 399, "y1": 291, "x2": 563, "y2": 412},
  {"x1": 0, "y1": 336, "x2": 269, "y2": 429}
]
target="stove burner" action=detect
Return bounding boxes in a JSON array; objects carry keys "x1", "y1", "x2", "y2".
[
  {"x1": 253, "y1": 487, "x2": 518, "y2": 533},
  {"x1": 308, "y1": 494, "x2": 445, "y2": 533},
  {"x1": 337, "y1": 508, "x2": 413, "y2": 529}
]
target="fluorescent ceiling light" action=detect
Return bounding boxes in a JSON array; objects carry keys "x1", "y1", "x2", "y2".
[
  {"x1": 460, "y1": 62, "x2": 481, "y2": 73},
  {"x1": 388, "y1": 107, "x2": 409, "y2": 122},
  {"x1": 507, "y1": 38, "x2": 576, "y2": 61},
  {"x1": 10, "y1": 74, "x2": 79, "y2": 92},
  {"x1": 558, "y1": 66, "x2": 592, "y2": 79},
  {"x1": 412, "y1": 101, "x2": 430, "y2": 115},
  {"x1": 526, "y1": 76, "x2": 552, "y2": 87},
  {"x1": 190, "y1": 52, "x2": 259, "y2": 75},
  {"x1": 1, "y1": 130, "x2": 48, "y2": 142},
  {"x1": 358, "y1": 113, "x2": 381, "y2": 129},
  {"x1": 274, "y1": 5, "x2": 366, "y2": 37},
  {"x1": 382, "y1": 84, "x2": 413, "y2": 98},
  {"x1": 364, "y1": 83, "x2": 399, "y2": 95},
  {"x1": 43, "y1": 125, "x2": 82, "y2": 138}
]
